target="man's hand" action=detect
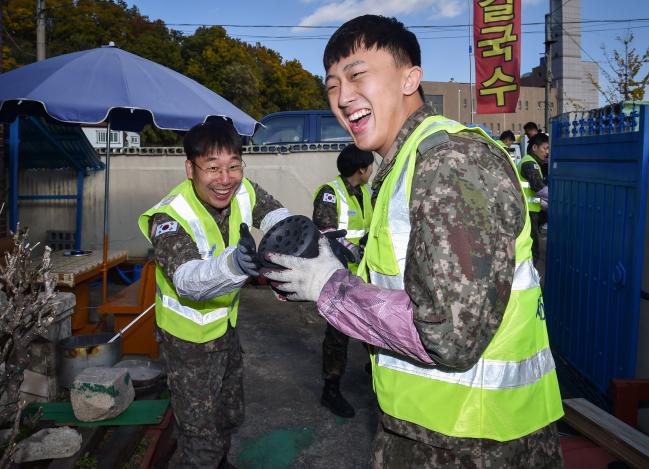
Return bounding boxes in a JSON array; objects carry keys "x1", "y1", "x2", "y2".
[
  {"x1": 320, "y1": 229, "x2": 357, "y2": 265},
  {"x1": 262, "y1": 237, "x2": 344, "y2": 301},
  {"x1": 231, "y1": 223, "x2": 261, "y2": 277}
]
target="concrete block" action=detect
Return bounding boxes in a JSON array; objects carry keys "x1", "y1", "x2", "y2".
[
  {"x1": 39, "y1": 292, "x2": 75, "y2": 342},
  {"x1": 13, "y1": 427, "x2": 82, "y2": 463},
  {"x1": 28, "y1": 340, "x2": 57, "y2": 376},
  {"x1": 19, "y1": 369, "x2": 57, "y2": 402},
  {"x1": 71, "y1": 367, "x2": 134, "y2": 422}
]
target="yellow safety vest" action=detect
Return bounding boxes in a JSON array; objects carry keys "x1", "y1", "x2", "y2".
[
  {"x1": 138, "y1": 178, "x2": 256, "y2": 343},
  {"x1": 517, "y1": 154, "x2": 543, "y2": 212},
  {"x1": 314, "y1": 176, "x2": 373, "y2": 274},
  {"x1": 358, "y1": 116, "x2": 563, "y2": 441}
]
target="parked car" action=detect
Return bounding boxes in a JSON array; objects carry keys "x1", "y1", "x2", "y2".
[{"x1": 250, "y1": 110, "x2": 351, "y2": 145}]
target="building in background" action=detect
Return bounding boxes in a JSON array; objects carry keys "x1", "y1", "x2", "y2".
[
  {"x1": 523, "y1": 0, "x2": 599, "y2": 113},
  {"x1": 422, "y1": 80, "x2": 558, "y2": 136},
  {"x1": 81, "y1": 126, "x2": 140, "y2": 149}
]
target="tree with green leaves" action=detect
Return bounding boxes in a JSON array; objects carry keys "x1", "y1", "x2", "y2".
[
  {"x1": 591, "y1": 32, "x2": 649, "y2": 103},
  {"x1": 1, "y1": 0, "x2": 328, "y2": 137}
]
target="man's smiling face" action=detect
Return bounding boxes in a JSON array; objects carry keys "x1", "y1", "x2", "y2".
[
  {"x1": 185, "y1": 151, "x2": 244, "y2": 210},
  {"x1": 325, "y1": 47, "x2": 418, "y2": 157}
]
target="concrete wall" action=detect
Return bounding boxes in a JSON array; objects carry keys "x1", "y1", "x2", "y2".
[{"x1": 17, "y1": 151, "x2": 345, "y2": 257}]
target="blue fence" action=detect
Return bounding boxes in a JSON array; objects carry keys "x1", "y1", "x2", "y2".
[{"x1": 546, "y1": 103, "x2": 649, "y2": 395}]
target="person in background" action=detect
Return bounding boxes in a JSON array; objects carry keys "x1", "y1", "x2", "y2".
[
  {"x1": 517, "y1": 133, "x2": 550, "y2": 266},
  {"x1": 497, "y1": 130, "x2": 519, "y2": 164},
  {"x1": 138, "y1": 119, "x2": 291, "y2": 468},
  {"x1": 264, "y1": 14, "x2": 563, "y2": 469},
  {"x1": 312, "y1": 143, "x2": 374, "y2": 418}
]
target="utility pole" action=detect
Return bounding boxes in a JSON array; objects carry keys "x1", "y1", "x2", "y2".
[
  {"x1": 544, "y1": 13, "x2": 555, "y2": 133},
  {"x1": 36, "y1": 0, "x2": 46, "y2": 61},
  {"x1": 467, "y1": 0, "x2": 474, "y2": 123}
]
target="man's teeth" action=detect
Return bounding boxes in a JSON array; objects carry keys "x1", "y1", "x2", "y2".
[{"x1": 349, "y1": 109, "x2": 371, "y2": 122}]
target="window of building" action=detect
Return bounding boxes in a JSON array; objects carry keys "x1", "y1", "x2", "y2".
[
  {"x1": 463, "y1": 98, "x2": 467, "y2": 109},
  {"x1": 97, "y1": 130, "x2": 120, "y2": 144},
  {"x1": 518, "y1": 123, "x2": 522, "y2": 131},
  {"x1": 424, "y1": 94, "x2": 444, "y2": 114},
  {"x1": 525, "y1": 101, "x2": 529, "y2": 110},
  {"x1": 497, "y1": 122, "x2": 501, "y2": 132},
  {"x1": 518, "y1": 101, "x2": 522, "y2": 111}
]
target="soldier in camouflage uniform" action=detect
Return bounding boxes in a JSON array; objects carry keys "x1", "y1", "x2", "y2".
[
  {"x1": 263, "y1": 15, "x2": 564, "y2": 469},
  {"x1": 139, "y1": 120, "x2": 290, "y2": 468},
  {"x1": 313, "y1": 144, "x2": 374, "y2": 418}
]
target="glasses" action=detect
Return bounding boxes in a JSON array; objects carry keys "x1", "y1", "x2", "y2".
[{"x1": 193, "y1": 160, "x2": 246, "y2": 177}]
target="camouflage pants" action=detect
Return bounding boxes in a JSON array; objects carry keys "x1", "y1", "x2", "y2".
[
  {"x1": 372, "y1": 418, "x2": 564, "y2": 469},
  {"x1": 322, "y1": 323, "x2": 349, "y2": 380},
  {"x1": 159, "y1": 326, "x2": 244, "y2": 468}
]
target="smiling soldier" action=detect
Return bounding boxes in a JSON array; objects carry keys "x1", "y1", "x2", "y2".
[
  {"x1": 263, "y1": 15, "x2": 564, "y2": 469},
  {"x1": 139, "y1": 119, "x2": 290, "y2": 468}
]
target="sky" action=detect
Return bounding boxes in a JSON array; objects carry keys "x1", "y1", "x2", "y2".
[{"x1": 125, "y1": 0, "x2": 649, "y2": 89}]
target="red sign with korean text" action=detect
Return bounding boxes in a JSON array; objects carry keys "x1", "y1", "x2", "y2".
[{"x1": 474, "y1": 0, "x2": 521, "y2": 114}]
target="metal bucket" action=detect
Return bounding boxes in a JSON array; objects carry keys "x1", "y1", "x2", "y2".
[{"x1": 57, "y1": 333, "x2": 121, "y2": 389}]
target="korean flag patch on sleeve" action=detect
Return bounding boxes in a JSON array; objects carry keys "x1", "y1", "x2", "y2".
[
  {"x1": 154, "y1": 221, "x2": 179, "y2": 238},
  {"x1": 323, "y1": 193, "x2": 336, "y2": 204}
]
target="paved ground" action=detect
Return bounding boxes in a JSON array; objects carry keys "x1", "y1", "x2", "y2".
[{"x1": 230, "y1": 287, "x2": 378, "y2": 468}]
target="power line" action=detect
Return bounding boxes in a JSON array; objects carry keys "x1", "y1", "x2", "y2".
[{"x1": 162, "y1": 18, "x2": 649, "y2": 30}]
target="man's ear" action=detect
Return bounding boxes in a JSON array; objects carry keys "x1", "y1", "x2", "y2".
[
  {"x1": 185, "y1": 159, "x2": 194, "y2": 179},
  {"x1": 403, "y1": 66, "x2": 423, "y2": 96}
]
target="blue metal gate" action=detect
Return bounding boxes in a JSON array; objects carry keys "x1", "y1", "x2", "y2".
[{"x1": 546, "y1": 104, "x2": 649, "y2": 395}]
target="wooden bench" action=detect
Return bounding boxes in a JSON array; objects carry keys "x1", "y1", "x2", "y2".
[
  {"x1": 98, "y1": 261, "x2": 158, "y2": 358},
  {"x1": 562, "y1": 398, "x2": 649, "y2": 468}
]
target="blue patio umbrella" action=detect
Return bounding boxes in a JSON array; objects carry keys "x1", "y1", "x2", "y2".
[{"x1": 0, "y1": 43, "x2": 259, "y2": 301}]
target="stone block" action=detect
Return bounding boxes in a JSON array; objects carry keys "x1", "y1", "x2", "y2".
[
  {"x1": 28, "y1": 340, "x2": 57, "y2": 376},
  {"x1": 19, "y1": 369, "x2": 57, "y2": 403},
  {"x1": 70, "y1": 367, "x2": 134, "y2": 422},
  {"x1": 13, "y1": 427, "x2": 82, "y2": 463},
  {"x1": 39, "y1": 292, "x2": 75, "y2": 342}
]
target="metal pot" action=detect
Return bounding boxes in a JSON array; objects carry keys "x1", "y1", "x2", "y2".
[{"x1": 57, "y1": 333, "x2": 121, "y2": 389}]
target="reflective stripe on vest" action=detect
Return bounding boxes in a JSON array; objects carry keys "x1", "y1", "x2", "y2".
[
  {"x1": 161, "y1": 294, "x2": 229, "y2": 325},
  {"x1": 166, "y1": 194, "x2": 211, "y2": 259},
  {"x1": 234, "y1": 182, "x2": 253, "y2": 227},
  {"x1": 377, "y1": 347, "x2": 555, "y2": 390},
  {"x1": 517, "y1": 154, "x2": 543, "y2": 213},
  {"x1": 331, "y1": 178, "x2": 351, "y2": 231},
  {"x1": 330, "y1": 178, "x2": 369, "y2": 239}
]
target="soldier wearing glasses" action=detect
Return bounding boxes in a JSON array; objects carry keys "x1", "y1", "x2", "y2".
[{"x1": 139, "y1": 119, "x2": 290, "y2": 468}]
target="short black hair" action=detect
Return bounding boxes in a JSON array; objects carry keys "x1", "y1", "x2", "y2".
[
  {"x1": 323, "y1": 15, "x2": 421, "y2": 71},
  {"x1": 523, "y1": 122, "x2": 539, "y2": 132},
  {"x1": 499, "y1": 130, "x2": 515, "y2": 142},
  {"x1": 527, "y1": 133, "x2": 549, "y2": 155},
  {"x1": 183, "y1": 118, "x2": 242, "y2": 162},
  {"x1": 337, "y1": 144, "x2": 374, "y2": 177}
]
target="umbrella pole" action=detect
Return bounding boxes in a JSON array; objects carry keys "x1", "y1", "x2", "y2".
[{"x1": 102, "y1": 122, "x2": 111, "y2": 304}]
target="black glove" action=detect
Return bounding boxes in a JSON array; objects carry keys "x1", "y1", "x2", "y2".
[
  {"x1": 231, "y1": 223, "x2": 261, "y2": 276},
  {"x1": 321, "y1": 229, "x2": 356, "y2": 266}
]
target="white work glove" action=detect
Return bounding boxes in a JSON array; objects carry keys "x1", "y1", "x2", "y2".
[{"x1": 262, "y1": 236, "x2": 344, "y2": 302}]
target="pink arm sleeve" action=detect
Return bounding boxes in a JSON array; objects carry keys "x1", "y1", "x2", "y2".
[{"x1": 316, "y1": 269, "x2": 435, "y2": 364}]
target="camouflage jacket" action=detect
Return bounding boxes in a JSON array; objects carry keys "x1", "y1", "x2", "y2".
[
  {"x1": 318, "y1": 105, "x2": 534, "y2": 448},
  {"x1": 520, "y1": 158, "x2": 547, "y2": 192},
  {"x1": 148, "y1": 180, "x2": 284, "y2": 281},
  {"x1": 312, "y1": 176, "x2": 366, "y2": 230}
]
